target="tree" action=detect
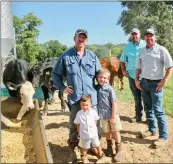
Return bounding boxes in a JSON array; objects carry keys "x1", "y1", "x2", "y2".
[
  {"x1": 117, "y1": 1, "x2": 173, "y2": 57},
  {"x1": 112, "y1": 46, "x2": 124, "y2": 58},
  {"x1": 95, "y1": 47, "x2": 108, "y2": 58},
  {"x1": 36, "y1": 40, "x2": 68, "y2": 61},
  {"x1": 13, "y1": 13, "x2": 42, "y2": 65}
]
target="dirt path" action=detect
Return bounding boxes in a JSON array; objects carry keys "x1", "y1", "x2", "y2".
[{"x1": 42, "y1": 99, "x2": 173, "y2": 163}]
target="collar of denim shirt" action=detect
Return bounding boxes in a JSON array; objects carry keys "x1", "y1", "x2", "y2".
[{"x1": 73, "y1": 46, "x2": 87, "y2": 56}]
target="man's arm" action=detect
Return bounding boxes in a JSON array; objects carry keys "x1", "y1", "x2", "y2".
[
  {"x1": 120, "y1": 62, "x2": 129, "y2": 77},
  {"x1": 135, "y1": 68, "x2": 142, "y2": 90},
  {"x1": 52, "y1": 55, "x2": 73, "y2": 95},
  {"x1": 120, "y1": 46, "x2": 129, "y2": 77},
  {"x1": 52, "y1": 55, "x2": 66, "y2": 93},
  {"x1": 95, "y1": 54, "x2": 101, "y2": 73},
  {"x1": 156, "y1": 67, "x2": 173, "y2": 91}
]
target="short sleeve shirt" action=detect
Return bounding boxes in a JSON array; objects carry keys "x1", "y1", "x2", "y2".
[
  {"x1": 97, "y1": 83, "x2": 118, "y2": 119},
  {"x1": 120, "y1": 40, "x2": 146, "y2": 79},
  {"x1": 74, "y1": 108, "x2": 99, "y2": 139},
  {"x1": 136, "y1": 43, "x2": 173, "y2": 80}
]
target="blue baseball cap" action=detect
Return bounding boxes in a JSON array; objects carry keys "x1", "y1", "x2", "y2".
[{"x1": 75, "y1": 29, "x2": 88, "y2": 37}]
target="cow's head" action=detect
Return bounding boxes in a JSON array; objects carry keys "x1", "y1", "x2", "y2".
[
  {"x1": 30, "y1": 66, "x2": 43, "y2": 88},
  {"x1": 43, "y1": 67, "x2": 56, "y2": 92},
  {"x1": 20, "y1": 81, "x2": 35, "y2": 109},
  {"x1": 6, "y1": 81, "x2": 35, "y2": 109}
]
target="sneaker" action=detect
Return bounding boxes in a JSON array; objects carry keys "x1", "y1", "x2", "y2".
[
  {"x1": 153, "y1": 138, "x2": 168, "y2": 148},
  {"x1": 139, "y1": 130, "x2": 156, "y2": 138}
]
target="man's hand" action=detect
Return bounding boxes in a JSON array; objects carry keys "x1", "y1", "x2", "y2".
[
  {"x1": 156, "y1": 79, "x2": 166, "y2": 91},
  {"x1": 135, "y1": 79, "x2": 142, "y2": 91},
  {"x1": 123, "y1": 71, "x2": 129, "y2": 77},
  {"x1": 63, "y1": 86, "x2": 73, "y2": 95}
]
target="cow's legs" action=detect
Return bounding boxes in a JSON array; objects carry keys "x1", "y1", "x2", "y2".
[
  {"x1": 51, "y1": 90, "x2": 58, "y2": 104},
  {"x1": 119, "y1": 77, "x2": 124, "y2": 91},
  {"x1": 110, "y1": 75, "x2": 114, "y2": 86},
  {"x1": 58, "y1": 91, "x2": 66, "y2": 112},
  {"x1": 41, "y1": 85, "x2": 49, "y2": 115}
]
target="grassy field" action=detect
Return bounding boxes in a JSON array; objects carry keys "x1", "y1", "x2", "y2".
[{"x1": 114, "y1": 77, "x2": 173, "y2": 117}]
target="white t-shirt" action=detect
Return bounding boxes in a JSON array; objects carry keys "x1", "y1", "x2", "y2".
[{"x1": 74, "y1": 108, "x2": 100, "y2": 139}]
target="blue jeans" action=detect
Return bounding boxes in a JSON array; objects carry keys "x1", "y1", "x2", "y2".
[
  {"x1": 140, "y1": 79, "x2": 168, "y2": 139},
  {"x1": 128, "y1": 76, "x2": 144, "y2": 120}
]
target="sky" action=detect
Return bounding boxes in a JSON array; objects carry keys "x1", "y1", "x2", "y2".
[{"x1": 12, "y1": 2, "x2": 129, "y2": 47}]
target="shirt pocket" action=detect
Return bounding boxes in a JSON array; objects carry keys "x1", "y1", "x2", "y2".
[
  {"x1": 151, "y1": 51, "x2": 160, "y2": 59},
  {"x1": 66, "y1": 58, "x2": 77, "y2": 74},
  {"x1": 84, "y1": 59, "x2": 96, "y2": 76}
]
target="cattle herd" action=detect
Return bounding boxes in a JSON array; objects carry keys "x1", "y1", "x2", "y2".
[{"x1": 1, "y1": 57, "x2": 124, "y2": 123}]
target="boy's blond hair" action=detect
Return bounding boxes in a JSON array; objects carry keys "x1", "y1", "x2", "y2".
[
  {"x1": 80, "y1": 94, "x2": 92, "y2": 103},
  {"x1": 97, "y1": 67, "x2": 111, "y2": 77}
]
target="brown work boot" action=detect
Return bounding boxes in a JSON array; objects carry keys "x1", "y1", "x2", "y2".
[
  {"x1": 105, "y1": 140, "x2": 113, "y2": 157},
  {"x1": 113, "y1": 142, "x2": 124, "y2": 162},
  {"x1": 139, "y1": 130, "x2": 157, "y2": 138},
  {"x1": 153, "y1": 138, "x2": 168, "y2": 148},
  {"x1": 67, "y1": 147, "x2": 77, "y2": 164}
]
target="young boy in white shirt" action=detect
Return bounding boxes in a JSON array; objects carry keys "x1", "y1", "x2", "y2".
[{"x1": 74, "y1": 95, "x2": 104, "y2": 163}]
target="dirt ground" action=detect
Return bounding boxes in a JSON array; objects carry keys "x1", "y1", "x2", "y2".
[
  {"x1": 1, "y1": 126, "x2": 36, "y2": 163},
  {"x1": 41, "y1": 99, "x2": 173, "y2": 163}
]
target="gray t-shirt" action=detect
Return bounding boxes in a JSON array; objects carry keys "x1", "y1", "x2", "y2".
[
  {"x1": 97, "y1": 83, "x2": 119, "y2": 119},
  {"x1": 136, "y1": 43, "x2": 173, "y2": 80}
]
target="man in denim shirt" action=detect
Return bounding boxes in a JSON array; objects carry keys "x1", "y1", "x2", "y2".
[
  {"x1": 120, "y1": 28, "x2": 146, "y2": 123},
  {"x1": 52, "y1": 29, "x2": 101, "y2": 162}
]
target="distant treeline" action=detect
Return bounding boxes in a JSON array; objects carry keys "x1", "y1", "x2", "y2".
[{"x1": 13, "y1": 1, "x2": 173, "y2": 65}]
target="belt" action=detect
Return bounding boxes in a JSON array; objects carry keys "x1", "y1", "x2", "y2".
[{"x1": 143, "y1": 78, "x2": 161, "y2": 83}]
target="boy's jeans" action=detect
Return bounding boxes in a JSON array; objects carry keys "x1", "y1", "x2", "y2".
[{"x1": 141, "y1": 79, "x2": 168, "y2": 139}]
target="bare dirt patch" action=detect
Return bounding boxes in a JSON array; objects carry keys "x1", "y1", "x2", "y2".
[{"x1": 42, "y1": 100, "x2": 173, "y2": 163}]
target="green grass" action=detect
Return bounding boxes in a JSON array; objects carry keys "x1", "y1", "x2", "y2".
[{"x1": 114, "y1": 77, "x2": 173, "y2": 117}]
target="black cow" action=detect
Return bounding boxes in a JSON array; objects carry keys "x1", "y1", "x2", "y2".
[
  {"x1": 30, "y1": 58, "x2": 66, "y2": 115},
  {"x1": 3, "y1": 59, "x2": 35, "y2": 121}
]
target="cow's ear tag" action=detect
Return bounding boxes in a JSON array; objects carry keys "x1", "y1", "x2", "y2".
[
  {"x1": 6, "y1": 82, "x2": 17, "y2": 90},
  {"x1": 45, "y1": 71, "x2": 50, "y2": 75},
  {"x1": 8, "y1": 86, "x2": 16, "y2": 90}
]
